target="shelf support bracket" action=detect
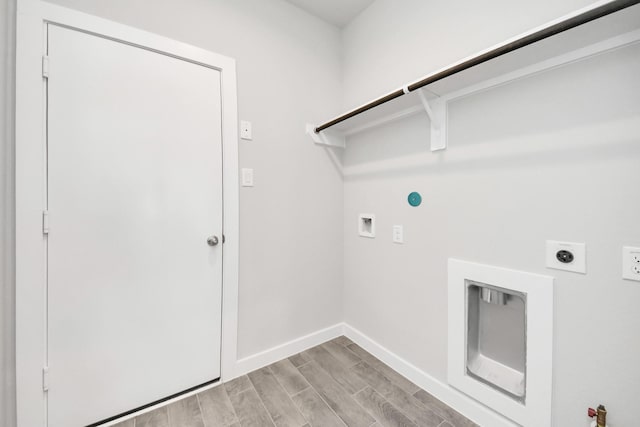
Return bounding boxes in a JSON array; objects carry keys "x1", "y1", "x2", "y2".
[
  {"x1": 417, "y1": 89, "x2": 447, "y2": 151},
  {"x1": 306, "y1": 124, "x2": 345, "y2": 148}
]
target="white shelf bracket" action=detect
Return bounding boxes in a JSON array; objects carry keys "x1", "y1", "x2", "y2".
[
  {"x1": 306, "y1": 124, "x2": 345, "y2": 149},
  {"x1": 417, "y1": 89, "x2": 447, "y2": 151}
]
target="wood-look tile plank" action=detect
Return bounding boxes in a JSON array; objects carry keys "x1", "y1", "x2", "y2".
[
  {"x1": 229, "y1": 387, "x2": 276, "y2": 427},
  {"x1": 197, "y1": 385, "x2": 238, "y2": 426},
  {"x1": 298, "y1": 360, "x2": 375, "y2": 427},
  {"x1": 323, "y1": 340, "x2": 361, "y2": 367},
  {"x1": 166, "y1": 395, "x2": 204, "y2": 427},
  {"x1": 413, "y1": 390, "x2": 478, "y2": 427},
  {"x1": 306, "y1": 346, "x2": 367, "y2": 394},
  {"x1": 269, "y1": 359, "x2": 310, "y2": 396},
  {"x1": 136, "y1": 406, "x2": 170, "y2": 427},
  {"x1": 347, "y1": 344, "x2": 420, "y2": 395},
  {"x1": 225, "y1": 375, "x2": 252, "y2": 396},
  {"x1": 291, "y1": 387, "x2": 346, "y2": 427},
  {"x1": 132, "y1": 339, "x2": 475, "y2": 427},
  {"x1": 332, "y1": 336, "x2": 354, "y2": 347},
  {"x1": 352, "y1": 362, "x2": 442, "y2": 427},
  {"x1": 354, "y1": 387, "x2": 418, "y2": 427},
  {"x1": 248, "y1": 367, "x2": 307, "y2": 427},
  {"x1": 111, "y1": 419, "x2": 135, "y2": 427},
  {"x1": 289, "y1": 352, "x2": 311, "y2": 368}
]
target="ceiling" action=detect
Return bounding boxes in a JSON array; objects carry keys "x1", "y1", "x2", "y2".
[{"x1": 284, "y1": 0, "x2": 375, "y2": 27}]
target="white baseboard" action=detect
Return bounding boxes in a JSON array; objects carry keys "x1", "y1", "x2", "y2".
[
  {"x1": 343, "y1": 324, "x2": 518, "y2": 427},
  {"x1": 107, "y1": 322, "x2": 516, "y2": 427},
  {"x1": 232, "y1": 322, "x2": 517, "y2": 426},
  {"x1": 233, "y1": 323, "x2": 344, "y2": 377}
]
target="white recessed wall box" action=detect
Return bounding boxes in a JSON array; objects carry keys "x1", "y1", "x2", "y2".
[
  {"x1": 358, "y1": 214, "x2": 375, "y2": 238},
  {"x1": 448, "y1": 259, "x2": 554, "y2": 427}
]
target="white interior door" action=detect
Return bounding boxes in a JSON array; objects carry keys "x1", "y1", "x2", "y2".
[{"x1": 46, "y1": 24, "x2": 223, "y2": 426}]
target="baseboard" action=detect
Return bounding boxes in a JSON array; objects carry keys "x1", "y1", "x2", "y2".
[
  {"x1": 105, "y1": 322, "x2": 516, "y2": 426},
  {"x1": 231, "y1": 322, "x2": 517, "y2": 426},
  {"x1": 343, "y1": 324, "x2": 518, "y2": 427},
  {"x1": 233, "y1": 323, "x2": 344, "y2": 377}
]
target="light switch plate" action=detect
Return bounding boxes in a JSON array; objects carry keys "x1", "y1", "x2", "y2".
[
  {"x1": 622, "y1": 246, "x2": 640, "y2": 281},
  {"x1": 241, "y1": 168, "x2": 254, "y2": 187},
  {"x1": 240, "y1": 120, "x2": 252, "y2": 140},
  {"x1": 546, "y1": 240, "x2": 586, "y2": 274}
]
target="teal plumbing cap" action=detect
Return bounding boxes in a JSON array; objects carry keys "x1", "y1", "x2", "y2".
[{"x1": 408, "y1": 192, "x2": 422, "y2": 207}]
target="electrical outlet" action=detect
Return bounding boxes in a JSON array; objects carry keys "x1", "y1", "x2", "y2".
[
  {"x1": 546, "y1": 240, "x2": 586, "y2": 274},
  {"x1": 622, "y1": 246, "x2": 640, "y2": 281},
  {"x1": 392, "y1": 225, "x2": 404, "y2": 244}
]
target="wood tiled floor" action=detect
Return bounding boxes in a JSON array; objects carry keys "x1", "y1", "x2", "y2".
[{"x1": 114, "y1": 336, "x2": 477, "y2": 427}]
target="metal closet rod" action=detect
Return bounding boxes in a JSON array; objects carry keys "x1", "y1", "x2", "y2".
[{"x1": 315, "y1": 0, "x2": 640, "y2": 133}]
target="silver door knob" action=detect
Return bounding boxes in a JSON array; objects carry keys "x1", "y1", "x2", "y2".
[{"x1": 207, "y1": 236, "x2": 219, "y2": 246}]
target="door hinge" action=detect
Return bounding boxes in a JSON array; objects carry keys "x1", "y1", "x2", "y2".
[
  {"x1": 42, "y1": 366, "x2": 49, "y2": 392},
  {"x1": 43, "y1": 210, "x2": 49, "y2": 234},
  {"x1": 42, "y1": 55, "x2": 49, "y2": 78}
]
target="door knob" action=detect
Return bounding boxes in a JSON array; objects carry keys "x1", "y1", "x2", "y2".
[{"x1": 207, "y1": 236, "x2": 219, "y2": 247}]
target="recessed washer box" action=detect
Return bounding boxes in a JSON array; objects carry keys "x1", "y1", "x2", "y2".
[{"x1": 448, "y1": 259, "x2": 554, "y2": 427}]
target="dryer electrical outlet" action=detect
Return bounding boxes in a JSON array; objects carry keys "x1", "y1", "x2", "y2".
[{"x1": 546, "y1": 241, "x2": 586, "y2": 274}]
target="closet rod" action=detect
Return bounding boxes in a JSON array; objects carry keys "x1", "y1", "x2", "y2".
[{"x1": 315, "y1": 0, "x2": 640, "y2": 133}]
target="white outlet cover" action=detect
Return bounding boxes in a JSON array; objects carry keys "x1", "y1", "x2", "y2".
[
  {"x1": 622, "y1": 246, "x2": 640, "y2": 281},
  {"x1": 392, "y1": 225, "x2": 403, "y2": 244},
  {"x1": 546, "y1": 240, "x2": 586, "y2": 274}
]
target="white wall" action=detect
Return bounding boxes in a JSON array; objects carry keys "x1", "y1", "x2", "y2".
[
  {"x1": 16, "y1": 0, "x2": 346, "y2": 361},
  {"x1": 5, "y1": 1, "x2": 639, "y2": 426},
  {"x1": 0, "y1": 0, "x2": 16, "y2": 426},
  {"x1": 342, "y1": 0, "x2": 599, "y2": 109},
  {"x1": 342, "y1": 1, "x2": 640, "y2": 426}
]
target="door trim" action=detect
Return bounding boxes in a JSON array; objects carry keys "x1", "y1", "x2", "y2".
[{"x1": 15, "y1": 3, "x2": 239, "y2": 426}]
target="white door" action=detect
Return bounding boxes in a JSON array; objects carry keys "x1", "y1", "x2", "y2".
[{"x1": 46, "y1": 24, "x2": 223, "y2": 426}]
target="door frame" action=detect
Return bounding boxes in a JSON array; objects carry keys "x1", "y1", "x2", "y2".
[{"x1": 15, "y1": 2, "x2": 239, "y2": 426}]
